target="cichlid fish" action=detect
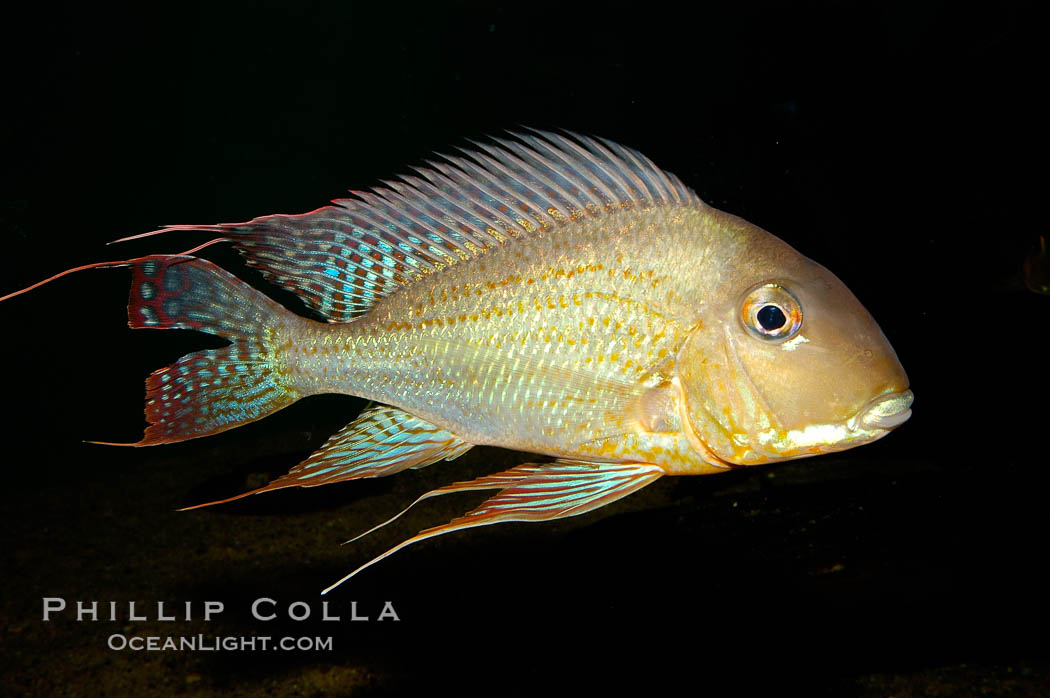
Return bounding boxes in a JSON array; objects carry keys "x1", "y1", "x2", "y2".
[{"x1": 2, "y1": 131, "x2": 912, "y2": 593}]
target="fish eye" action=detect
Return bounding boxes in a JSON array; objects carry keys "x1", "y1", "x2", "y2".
[
  {"x1": 741, "y1": 283, "x2": 803, "y2": 342},
  {"x1": 756, "y1": 304, "x2": 787, "y2": 331}
]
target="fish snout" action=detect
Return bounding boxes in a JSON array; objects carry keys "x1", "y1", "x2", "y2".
[{"x1": 855, "y1": 389, "x2": 914, "y2": 431}]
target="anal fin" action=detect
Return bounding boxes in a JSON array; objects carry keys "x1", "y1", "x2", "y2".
[
  {"x1": 182, "y1": 406, "x2": 473, "y2": 509},
  {"x1": 323, "y1": 459, "x2": 664, "y2": 593}
]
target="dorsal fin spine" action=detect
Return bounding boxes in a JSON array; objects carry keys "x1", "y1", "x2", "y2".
[
  {"x1": 569, "y1": 134, "x2": 640, "y2": 205},
  {"x1": 599, "y1": 138, "x2": 668, "y2": 203},
  {"x1": 383, "y1": 177, "x2": 499, "y2": 251},
  {"x1": 382, "y1": 177, "x2": 497, "y2": 251},
  {"x1": 460, "y1": 147, "x2": 558, "y2": 233},
  {"x1": 515, "y1": 133, "x2": 604, "y2": 213},
  {"x1": 522, "y1": 133, "x2": 612, "y2": 210},
  {"x1": 471, "y1": 139, "x2": 575, "y2": 218},
  {"x1": 413, "y1": 164, "x2": 521, "y2": 240},
  {"x1": 589, "y1": 138, "x2": 654, "y2": 205},
  {"x1": 545, "y1": 132, "x2": 626, "y2": 206},
  {"x1": 442, "y1": 154, "x2": 547, "y2": 233},
  {"x1": 493, "y1": 136, "x2": 594, "y2": 218},
  {"x1": 343, "y1": 202, "x2": 448, "y2": 273},
  {"x1": 484, "y1": 137, "x2": 584, "y2": 220},
  {"x1": 353, "y1": 191, "x2": 457, "y2": 266},
  {"x1": 369, "y1": 188, "x2": 472, "y2": 262},
  {"x1": 339, "y1": 197, "x2": 440, "y2": 272},
  {"x1": 415, "y1": 162, "x2": 529, "y2": 239}
]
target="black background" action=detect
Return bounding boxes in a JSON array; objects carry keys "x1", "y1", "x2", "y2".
[{"x1": 1, "y1": 1, "x2": 1045, "y2": 695}]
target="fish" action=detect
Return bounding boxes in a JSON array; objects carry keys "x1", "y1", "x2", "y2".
[{"x1": 1, "y1": 131, "x2": 913, "y2": 593}]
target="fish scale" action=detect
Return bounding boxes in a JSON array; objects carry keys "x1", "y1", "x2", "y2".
[
  {"x1": 277, "y1": 208, "x2": 698, "y2": 458},
  {"x1": 0, "y1": 130, "x2": 913, "y2": 593}
]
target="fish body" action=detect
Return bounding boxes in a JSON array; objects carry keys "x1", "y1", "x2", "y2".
[
  {"x1": 3, "y1": 131, "x2": 912, "y2": 591},
  {"x1": 269, "y1": 205, "x2": 721, "y2": 472}
]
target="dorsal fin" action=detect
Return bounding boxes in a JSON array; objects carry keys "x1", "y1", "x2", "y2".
[{"x1": 129, "y1": 131, "x2": 701, "y2": 322}]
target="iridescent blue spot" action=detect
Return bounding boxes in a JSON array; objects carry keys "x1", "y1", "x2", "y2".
[
  {"x1": 141, "y1": 261, "x2": 158, "y2": 277},
  {"x1": 140, "y1": 281, "x2": 156, "y2": 300},
  {"x1": 163, "y1": 298, "x2": 181, "y2": 318},
  {"x1": 324, "y1": 268, "x2": 340, "y2": 278},
  {"x1": 140, "y1": 305, "x2": 158, "y2": 326},
  {"x1": 163, "y1": 271, "x2": 181, "y2": 292}
]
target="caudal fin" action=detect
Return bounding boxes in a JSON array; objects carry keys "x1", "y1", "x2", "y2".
[{"x1": 121, "y1": 255, "x2": 301, "y2": 445}]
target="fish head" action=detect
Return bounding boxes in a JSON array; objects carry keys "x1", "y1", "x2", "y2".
[{"x1": 675, "y1": 210, "x2": 912, "y2": 468}]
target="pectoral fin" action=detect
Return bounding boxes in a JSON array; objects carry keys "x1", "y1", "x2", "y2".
[
  {"x1": 181, "y1": 406, "x2": 472, "y2": 509},
  {"x1": 323, "y1": 459, "x2": 664, "y2": 593}
]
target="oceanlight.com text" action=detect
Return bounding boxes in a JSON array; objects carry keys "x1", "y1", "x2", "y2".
[{"x1": 107, "y1": 634, "x2": 334, "y2": 652}]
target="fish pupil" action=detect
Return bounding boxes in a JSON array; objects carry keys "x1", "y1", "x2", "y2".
[{"x1": 757, "y1": 304, "x2": 787, "y2": 332}]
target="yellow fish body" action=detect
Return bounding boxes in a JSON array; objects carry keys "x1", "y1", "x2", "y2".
[{"x1": 3, "y1": 132, "x2": 912, "y2": 592}]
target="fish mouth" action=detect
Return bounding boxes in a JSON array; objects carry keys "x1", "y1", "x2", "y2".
[{"x1": 855, "y1": 389, "x2": 914, "y2": 431}]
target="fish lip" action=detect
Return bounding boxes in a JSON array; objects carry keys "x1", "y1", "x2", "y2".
[{"x1": 854, "y1": 389, "x2": 914, "y2": 431}]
